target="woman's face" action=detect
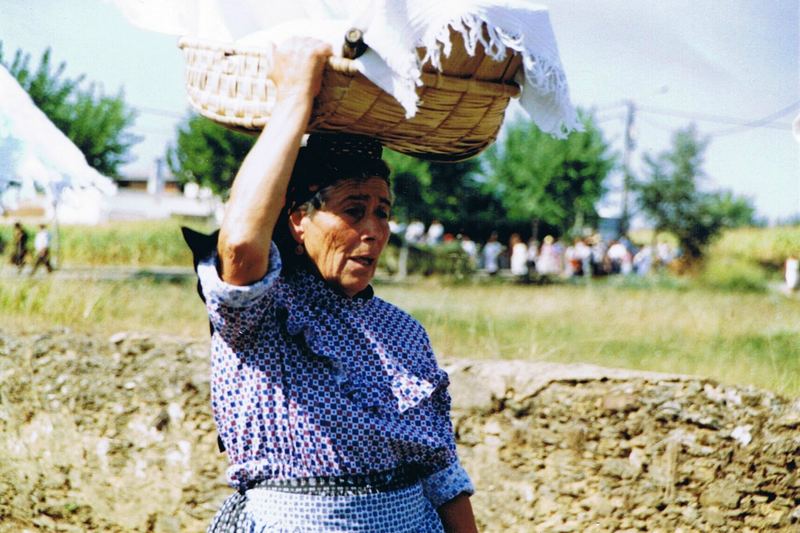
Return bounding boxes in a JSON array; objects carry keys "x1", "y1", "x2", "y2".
[{"x1": 291, "y1": 177, "x2": 392, "y2": 297}]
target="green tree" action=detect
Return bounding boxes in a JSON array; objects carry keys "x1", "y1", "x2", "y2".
[
  {"x1": 634, "y1": 125, "x2": 756, "y2": 261},
  {"x1": 384, "y1": 150, "x2": 504, "y2": 238},
  {"x1": 383, "y1": 149, "x2": 432, "y2": 222},
  {"x1": 167, "y1": 114, "x2": 256, "y2": 197},
  {"x1": 483, "y1": 112, "x2": 615, "y2": 239},
  {"x1": 704, "y1": 190, "x2": 759, "y2": 228},
  {"x1": 0, "y1": 45, "x2": 140, "y2": 176}
]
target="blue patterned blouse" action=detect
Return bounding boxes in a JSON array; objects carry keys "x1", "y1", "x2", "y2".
[{"x1": 196, "y1": 242, "x2": 473, "y2": 508}]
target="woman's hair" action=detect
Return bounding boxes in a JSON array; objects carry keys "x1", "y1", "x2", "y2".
[{"x1": 273, "y1": 134, "x2": 391, "y2": 272}]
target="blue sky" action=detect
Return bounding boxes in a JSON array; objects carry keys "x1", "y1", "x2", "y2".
[{"x1": 1, "y1": 0, "x2": 798, "y2": 221}]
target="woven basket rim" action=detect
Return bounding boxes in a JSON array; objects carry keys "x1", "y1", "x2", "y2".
[{"x1": 178, "y1": 36, "x2": 520, "y2": 97}]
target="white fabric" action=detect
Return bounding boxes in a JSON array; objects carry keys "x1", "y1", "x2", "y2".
[
  {"x1": 115, "y1": 0, "x2": 580, "y2": 137},
  {"x1": 0, "y1": 65, "x2": 116, "y2": 215},
  {"x1": 34, "y1": 229, "x2": 50, "y2": 253},
  {"x1": 786, "y1": 257, "x2": 799, "y2": 290},
  {"x1": 510, "y1": 242, "x2": 528, "y2": 275},
  {"x1": 482, "y1": 241, "x2": 503, "y2": 273}
]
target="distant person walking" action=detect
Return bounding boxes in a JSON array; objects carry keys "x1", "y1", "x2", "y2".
[
  {"x1": 785, "y1": 256, "x2": 799, "y2": 292},
  {"x1": 31, "y1": 223, "x2": 54, "y2": 274},
  {"x1": 536, "y1": 235, "x2": 560, "y2": 276},
  {"x1": 526, "y1": 237, "x2": 539, "y2": 273},
  {"x1": 426, "y1": 219, "x2": 444, "y2": 246},
  {"x1": 460, "y1": 234, "x2": 478, "y2": 268},
  {"x1": 11, "y1": 221, "x2": 29, "y2": 273},
  {"x1": 482, "y1": 232, "x2": 503, "y2": 275},
  {"x1": 509, "y1": 233, "x2": 528, "y2": 278},
  {"x1": 404, "y1": 218, "x2": 426, "y2": 245}
]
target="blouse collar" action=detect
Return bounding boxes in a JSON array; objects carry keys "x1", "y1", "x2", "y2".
[{"x1": 287, "y1": 266, "x2": 374, "y2": 310}]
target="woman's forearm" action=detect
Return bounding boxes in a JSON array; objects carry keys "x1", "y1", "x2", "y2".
[
  {"x1": 218, "y1": 39, "x2": 331, "y2": 285},
  {"x1": 218, "y1": 95, "x2": 312, "y2": 285},
  {"x1": 437, "y1": 493, "x2": 478, "y2": 533}
]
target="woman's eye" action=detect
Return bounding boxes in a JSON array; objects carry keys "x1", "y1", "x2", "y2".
[
  {"x1": 376, "y1": 209, "x2": 390, "y2": 219},
  {"x1": 345, "y1": 206, "x2": 365, "y2": 218}
]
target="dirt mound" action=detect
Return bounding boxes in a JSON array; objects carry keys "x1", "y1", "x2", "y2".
[
  {"x1": 0, "y1": 330, "x2": 797, "y2": 532},
  {"x1": 448, "y1": 360, "x2": 800, "y2": 532},
  {"x1": 0, "y1": 330, "x2": 224, "y2": 533}
]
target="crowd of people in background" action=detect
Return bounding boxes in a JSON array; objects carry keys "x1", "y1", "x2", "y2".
[
  {"x1": 4, "y1": 221, "x2": 53, "y2": 275},
  {"x1": 392, "y1": 218, "x2": 679, "y2": 281},
  {"x1": 477, "y1": 232, "x2": 678, "y2": 280}
]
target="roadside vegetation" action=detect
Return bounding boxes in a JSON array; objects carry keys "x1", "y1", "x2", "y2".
[{"x1": 1, "y1": 221, "x2": 798, "y2": 398}]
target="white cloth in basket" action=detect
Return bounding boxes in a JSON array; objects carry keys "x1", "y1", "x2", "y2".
[{"x1": 115, "y1": 0, "x2": 580, "y2": 137}]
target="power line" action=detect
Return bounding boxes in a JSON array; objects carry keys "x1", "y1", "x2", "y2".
[
  {"x1": 705, "y1": 99, "x2": 800, "y2": 137},
  {"x1": 132, "y1": 106, "x2": 185, "y2": 119},
  {"x1": 595, "y1": 113, "x2": 626, "y2": 124},
  {"x1": 133, "y1": 128, "x2": 176, "y2": 137},
  {"x1": 637, "y1": 104, "x2": 793, "y2": 131},
  {"x1": 637, "y1": 114, "x2": 681, "y2": 133}
]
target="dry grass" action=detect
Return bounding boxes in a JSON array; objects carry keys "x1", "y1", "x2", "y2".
[
  {"x1": 0, "y1": 277, "x2": 207, "y2": 338},
  {"x1": 1, "y1": 275, "x2": 798, "y2": 398},
  {"x1": 378, "y1": 280, "x2": 800, "y2": 398}
]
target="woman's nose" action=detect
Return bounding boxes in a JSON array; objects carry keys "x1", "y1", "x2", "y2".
[{"x1": 361, "y1": 215, "x2": 384, "y2": 241}]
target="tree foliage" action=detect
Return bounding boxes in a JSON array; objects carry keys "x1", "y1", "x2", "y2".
[
  {"x1": 704, "y1": 190, "x2": 760, "y2": 229},
  {"x1": 166, "y1": 109, "x2": 616, "y2": 243},
  {"x1": 166, "y1": 115, "x2": 256, "y2": 197},
  {"x1": 384, "y1": 150, "x2": 505, "y2": 239},
  {"x1": 0, "y1": 45, "x2": 140, "y2": 176},
  {"x1": 483, "y1": 112, "x2": 615, "y2": 238},
  {"x1": 634, "y1": 125, "x2": 757, "y2": 260}
]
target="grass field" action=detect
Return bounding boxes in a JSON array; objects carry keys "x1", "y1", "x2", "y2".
[
  {"x1": 2, "y1": 221, "x2": 797, "y2": 269},
  {"x1": 0, "y1": 219, "x2": 212, "y2": 267},
  {"x1": 2, "y1": 274, "x2": 798, "y2": 398}
]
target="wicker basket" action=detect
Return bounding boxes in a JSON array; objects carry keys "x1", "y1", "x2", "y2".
[{"x1": 179, "y1": 29, "x2": 522, "y2": 161}]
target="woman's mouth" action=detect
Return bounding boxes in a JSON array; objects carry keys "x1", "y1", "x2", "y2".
[{"x1": 350, "y1": 256, "x2": 375, "y2": 267}]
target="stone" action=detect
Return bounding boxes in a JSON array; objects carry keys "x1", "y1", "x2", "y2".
[
  {"x1": 153, "y1": 515, "x2": 181, "y2": 533},
  {"x1": 703, "y1": 506, "x2": 726, "y2": 527},
  {"x1": 764, "y1": 508, "x2": 787, "y2": 527},
  {"x1": 776, "y1": 412, "x2": 800, "y2": 429},
  {"x1": 600, "y1": 458, "x2": 639, "y2": 479},
  {"x1": 699, "y1": 480, "x2": 741, "y2": 509},
  {"x1": 580, "y1": 493, "x2": 615, "y2": 517},
  {"x1": 602, "y1": 394, "x2": 639, "y2": 412},
  {"x1": 108, "y1": 332, "x2": 128, "y2": 345}
]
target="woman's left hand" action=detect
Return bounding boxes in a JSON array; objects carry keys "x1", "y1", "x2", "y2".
[{"x1": 438, "y1": 494, "x2": 479, "y2": 533}]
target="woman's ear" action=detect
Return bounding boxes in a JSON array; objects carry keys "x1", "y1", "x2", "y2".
[{"x1": 288, "y1": 210, "x2": 306, "y2": 244}]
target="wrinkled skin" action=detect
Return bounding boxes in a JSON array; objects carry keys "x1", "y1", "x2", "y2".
[{"x1": 290, "y1": 177, "x2": 391, "y2": 297}]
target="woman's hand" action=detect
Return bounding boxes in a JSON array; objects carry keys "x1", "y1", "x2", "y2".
[
  {"x1": 217, "y1": 38, "x2": 332, "y2": 286},
  {"x1": 270, "y1": 38, "x2": 333, "y2": 104},
  {"x1": 438, "y1": 493, "x2": 478, "y2": 533}
]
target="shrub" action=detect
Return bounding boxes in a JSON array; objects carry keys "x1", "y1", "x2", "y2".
[
  {"x1": 710, "y1": 226, "x2": 800, "y2": 268},
  {"x1": 699, "y1": 256, "x2": 769, "y2": 293},
  {"x1": 380, "y1": 242, "x2": 474, "y2": 278}
]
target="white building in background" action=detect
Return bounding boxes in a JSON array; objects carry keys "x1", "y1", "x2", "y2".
[{"x1": 104, "y1": 158, "x2": 221, "y2": 222}]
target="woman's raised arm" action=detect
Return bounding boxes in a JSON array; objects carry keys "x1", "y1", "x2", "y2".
[{"x1": 217, "y1": 38, "x2": 332, "y2": 286}]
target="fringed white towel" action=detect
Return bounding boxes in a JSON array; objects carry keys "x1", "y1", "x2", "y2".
[{"x1": 115, "y1": 0, "x2": 581, "y2": 137}]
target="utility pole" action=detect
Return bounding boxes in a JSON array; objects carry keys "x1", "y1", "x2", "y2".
[{"x1": 620, "y1": 100, "x2": 636, "y2": 236}]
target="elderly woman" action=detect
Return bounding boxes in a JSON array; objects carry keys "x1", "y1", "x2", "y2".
[{"x1": 187, "y1": 38, "x2": 477, "y2": 532}]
